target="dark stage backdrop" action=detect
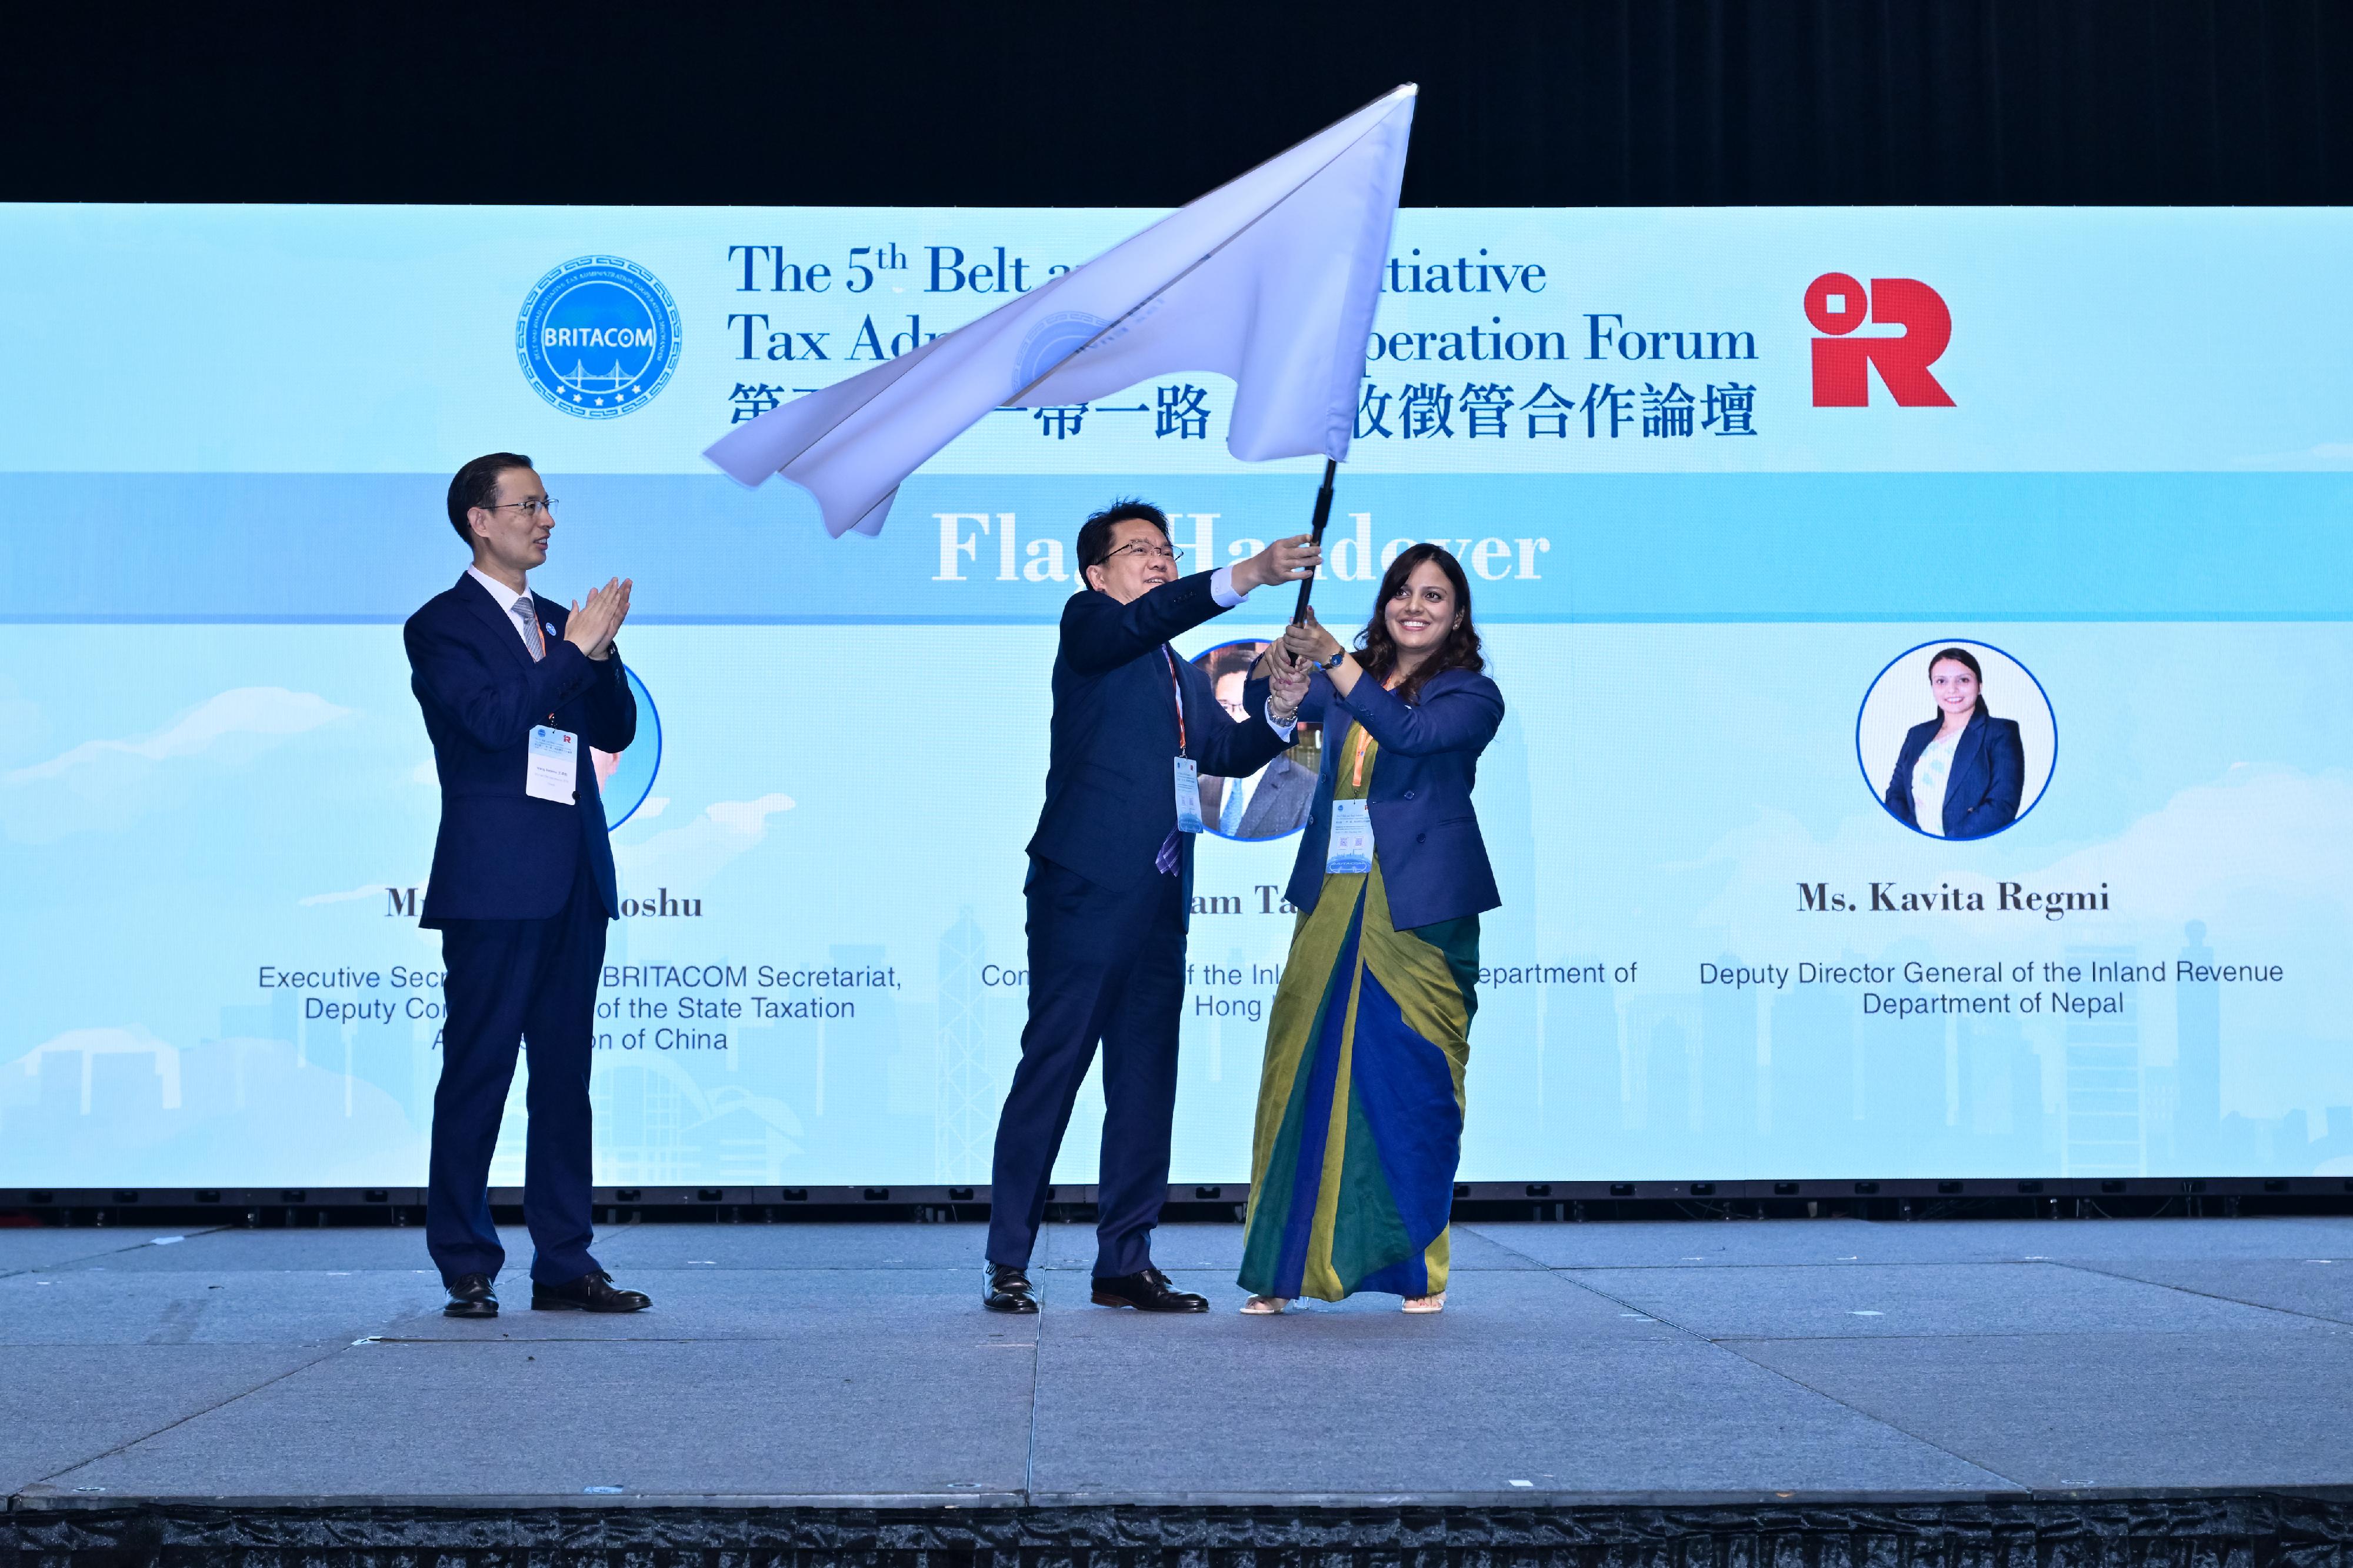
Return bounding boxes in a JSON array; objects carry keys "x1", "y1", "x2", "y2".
[{"x1": 2, "y1": 1, "x2": 2348, "y2": 207}]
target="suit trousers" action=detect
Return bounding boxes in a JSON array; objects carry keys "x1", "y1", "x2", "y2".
[
  {"x1": 988, "y1": 856, "x2": 1187, "y2": 1277},
  {"x1": 426, "y1": 856, "x2": 608, "y2": 1286}
]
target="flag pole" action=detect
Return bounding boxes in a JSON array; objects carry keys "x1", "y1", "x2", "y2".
[{"x1": 1291, "y1": 458, "x2": 1339, "y2": 625}]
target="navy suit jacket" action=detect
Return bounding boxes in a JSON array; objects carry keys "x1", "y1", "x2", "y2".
[
  {"x1": 405, "y1": 573, "x2": 637, "y2": 928},
  {"x1": 1248, "y1": 664, "x2": 1505, "y2": 931},
  {"x1": 1883, "y1": 710, "x2": 2025, "y2": 840},
  {"x1": 1026, "y1": 571, "x2": 1289, "y2": 915}
]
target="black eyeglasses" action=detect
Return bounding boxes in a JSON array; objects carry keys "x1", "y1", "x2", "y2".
[{"x1": 1101, "y1": 540, "x2": 1184, "y2": 565}]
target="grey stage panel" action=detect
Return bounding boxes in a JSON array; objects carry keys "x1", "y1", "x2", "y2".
[
  {"x1": 1034, "y1": 1221, "x2": 1542, "y2": 1276},
  {"x1": 1025, "y1": 1267, "x2": 2015, "y2": 1502},
  {"x1": 358, "y1": 1265, "x2": 998, "y2": 1343},
  {"x1": 0, "y1": 1227, "x2": 222, "y2": 1276},
  {"x1": 1737, "y1": 1329, "x2": 2353, "y2": 1492},
  {"x1": 11, "y1": 1222, "x2": 2353, "y2": 1510},
  {"x1": 1036, "y1": 1222, "x2": 1244, "y2": 1272},
  {"x1": 1567, "y1": 1259, "x2": 2331, "y2": 1340},
  {"x1": 1, "y1": 1267, "x2": 444, "y2": 1347},
  {"x1": 0, "y1": 1343, "x2": 326, "y2": 1494},
  {"x1": 1468, "y1": 1217, "x2": 2353, "y2": 1270},
  {"x1": 32, "y1": 1316, "x2": 1038, "y2": 1503},
  {"x1": 2061, "y1": 1257, "x2": 2353, "y2": 1326},
  {"x1": 594, "y1": 1220, "x2": 988, "y2": 1271},
  {"x1": 35, "y1": 1226, "x2": 501, "y2": 1275}
]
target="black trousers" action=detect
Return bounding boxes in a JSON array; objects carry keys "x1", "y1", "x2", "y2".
[
  {"x1": 425, "y1": 859, "x2": 608, "y2": 1286},
  {"x1": 988, "y1": 857, "x2": 1187, "y2": 1277}
]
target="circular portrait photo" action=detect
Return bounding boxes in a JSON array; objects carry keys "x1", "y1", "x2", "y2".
[
  {"x1": 591, "y1": 666, "x2": 663, "y2": 830},
  {"x1": 1857, "y1": 639, "x2": 2055, "y2": 841},
  {"x1": 1191, "y1": 639, "x2": 1320, "y2": 840}
]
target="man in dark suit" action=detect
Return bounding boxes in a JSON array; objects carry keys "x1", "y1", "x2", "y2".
[
  {"x1": 985, "y1": 500, "x2": 1316, "y2": 1314},
  {"x1": 404, "y1": 452, "x2": 650, "y2": 1319}
]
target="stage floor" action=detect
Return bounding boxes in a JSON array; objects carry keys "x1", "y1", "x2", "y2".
[{"x1": 5, "y1": 1214, "x2": 2352, "y2": 1509}]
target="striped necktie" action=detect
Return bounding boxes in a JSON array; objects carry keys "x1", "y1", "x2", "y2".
[{"x1": 511, "y1": 595, "x2": 545, "y2": 660}]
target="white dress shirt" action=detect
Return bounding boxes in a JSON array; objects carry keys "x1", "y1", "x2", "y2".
[
  {"x1": 1202, "y1": 565, "x2": 1296, "y2": 740},
  {"x1": 466, "y1": 565, "x2": 546, "y2": 659}
]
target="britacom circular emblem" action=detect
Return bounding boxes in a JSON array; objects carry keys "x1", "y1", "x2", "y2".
[{"x1": 516, "y1": 255, "x2": 681, "y2": 419}]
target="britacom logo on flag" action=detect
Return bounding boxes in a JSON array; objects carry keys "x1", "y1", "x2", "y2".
[{"x1": 1805, "y1": 273, "x2": 1955, "y2": 407}]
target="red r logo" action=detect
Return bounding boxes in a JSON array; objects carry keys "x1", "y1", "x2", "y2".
[{"x1": 1806, "y1": 273, "x2": 1955, "y2": 407}]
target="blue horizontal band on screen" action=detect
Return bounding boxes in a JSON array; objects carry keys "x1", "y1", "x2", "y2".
[
  {"x1": 4, "y1": 470, "x2": 2349, "y2": 622},
  {"x1": 6, "y1": 610, "x2": 2349, "y2": 626}
]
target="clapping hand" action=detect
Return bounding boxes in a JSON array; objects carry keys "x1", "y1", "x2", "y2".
[{"x1": 564, "y1": 577, "x2": 634, "y2": 660}]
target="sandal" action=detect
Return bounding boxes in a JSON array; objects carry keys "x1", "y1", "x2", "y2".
[
  {"x1": 1241, "y1": 1295, "x2": 1290, "y2": 1315},
  {"x1": 1401, "y1": 1291, "x2": 1446, "y2": 1314}
]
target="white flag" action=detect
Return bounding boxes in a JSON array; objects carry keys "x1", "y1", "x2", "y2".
[{"x1": 704, "y1": 85, "x2": 1417, "y2": 538}]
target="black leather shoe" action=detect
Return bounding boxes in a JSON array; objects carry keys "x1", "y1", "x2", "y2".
[
  {"x1": 984, "y1": 1263, "x2": 1039, "y2": 1313},
  {"x1": 531, "y1": 1270, "x2": 651, "y2": 1312},
  {"x1": 443, "y1": 1273, "x2": 498, "y2": 1318},
  {"x1": 1091, "y1": 1267, "x2": 1209, "y2": 1312}
]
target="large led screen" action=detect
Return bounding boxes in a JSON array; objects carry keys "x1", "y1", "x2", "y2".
[{"x1": 3, "y1": 204, "x2": 2348, "y2": 1186}]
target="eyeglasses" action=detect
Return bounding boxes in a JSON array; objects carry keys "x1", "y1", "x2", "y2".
[
  {"x1": 483, "y1": 498, "x2": 559, "y2": 520},
  {"x1": 1101, "y1": 541, "x2": 1184, "y2": 565}
]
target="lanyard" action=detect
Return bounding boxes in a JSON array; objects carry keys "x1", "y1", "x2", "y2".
[
  {"x1": 1161, "y1": 647, "x2": 1187, "y2": 753},
  {"x1": 1348, "y1": 674, "x2": 1405, "y2": 788}
]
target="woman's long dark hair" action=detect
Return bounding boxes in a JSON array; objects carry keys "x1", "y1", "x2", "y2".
[
  {"x1": 1355, "y1": 543, "x2": 1484, "y2": 703},
  {"x1": 1927, "y1": 646, "x2": 1991, "y2": 720}
]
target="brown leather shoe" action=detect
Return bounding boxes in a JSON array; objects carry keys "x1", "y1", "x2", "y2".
[
  {"x1": 531, "y1": 1270, "x2": 651, "y2": 1312},
  {"x1": 984, "y1": 1263, "x2": 1039, "y2": 1313},
  {"x1": 1091, "y1": 1267, "x2": 1208, "y2": 1312}
]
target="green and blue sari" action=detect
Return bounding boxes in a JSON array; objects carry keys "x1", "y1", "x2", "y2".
[{"x1": 1238, "y1": 733, "x2": 1479, "y2": 1302}]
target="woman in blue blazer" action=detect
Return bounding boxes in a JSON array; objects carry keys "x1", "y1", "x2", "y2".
[
  {"x1": 1883, "y1": 646, "x2": 2026, "y2": 839},
  {"x1": 1233, "y1": 544, "x2": 1503, "y2": 1317}
]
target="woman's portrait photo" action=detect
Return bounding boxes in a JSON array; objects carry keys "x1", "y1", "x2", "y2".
[{"x1": 1857, "y1": 639, "x2": 2055, "y2": 840}]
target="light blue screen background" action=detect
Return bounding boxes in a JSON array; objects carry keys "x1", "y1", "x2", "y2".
[{"x1": 3, "y1": 204, "x2": 2348, "y2": 1185}]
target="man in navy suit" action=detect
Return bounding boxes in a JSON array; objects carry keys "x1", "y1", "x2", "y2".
[
  {"x1": 404, "y1": 452, "x2": 649, "y2": 1318},
  {"x1": 984, "y1": 500, "x2": 1317, "y2": 1314}
]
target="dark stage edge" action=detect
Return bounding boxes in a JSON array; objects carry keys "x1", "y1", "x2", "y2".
[
  {"x1": 11, "y1": 1497, "x2": 2353, "y2": 1568},
  {"x1": 7, "y1": 1217, "x2": 2353, "y2": 1564}
]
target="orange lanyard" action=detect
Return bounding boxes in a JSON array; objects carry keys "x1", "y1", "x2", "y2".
[
  {"x1": 1349, "y1": 675, "x2": 1405, "y2": 786},
  {"x1": 1162, "y1": 648, "x2": 1187, "y2": 753}
]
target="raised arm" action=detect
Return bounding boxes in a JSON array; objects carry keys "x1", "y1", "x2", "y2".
[
  {"x1": 1336, "y1": 672, "x2": 1504, "y2": 759},
  {"x1": 1059, "y1": 573, "x2": 1228, "y2": 675},
  {"x1": 1062, "y1": 535, "x2": 1323, "y2": 675}
]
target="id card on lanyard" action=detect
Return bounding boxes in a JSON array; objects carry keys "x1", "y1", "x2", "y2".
[
  {"x1": 526, "y1": 725, "x2": 578, "y2": 803},
  {"x1": 1326, "y1": 723, "x2": 1376, "y2": 873},
  {"x1": 1164, "y1": 648, "x2": 1206, "y2": 833}
]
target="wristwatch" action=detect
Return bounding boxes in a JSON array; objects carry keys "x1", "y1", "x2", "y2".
[{"x1": 1319, "y1": 649, "x2": 1345, "y2": 670}]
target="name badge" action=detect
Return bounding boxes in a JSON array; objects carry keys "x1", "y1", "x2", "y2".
[
  {"x1": 1325, "y1": 798, "x2": 1373, "y2": 874},
  {"x1": 1173, "y1": 756, "x2": 1205, "y2": 834},
  {"x1": 526, "y1": 725, "x2": 578, "y2": 805}
]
